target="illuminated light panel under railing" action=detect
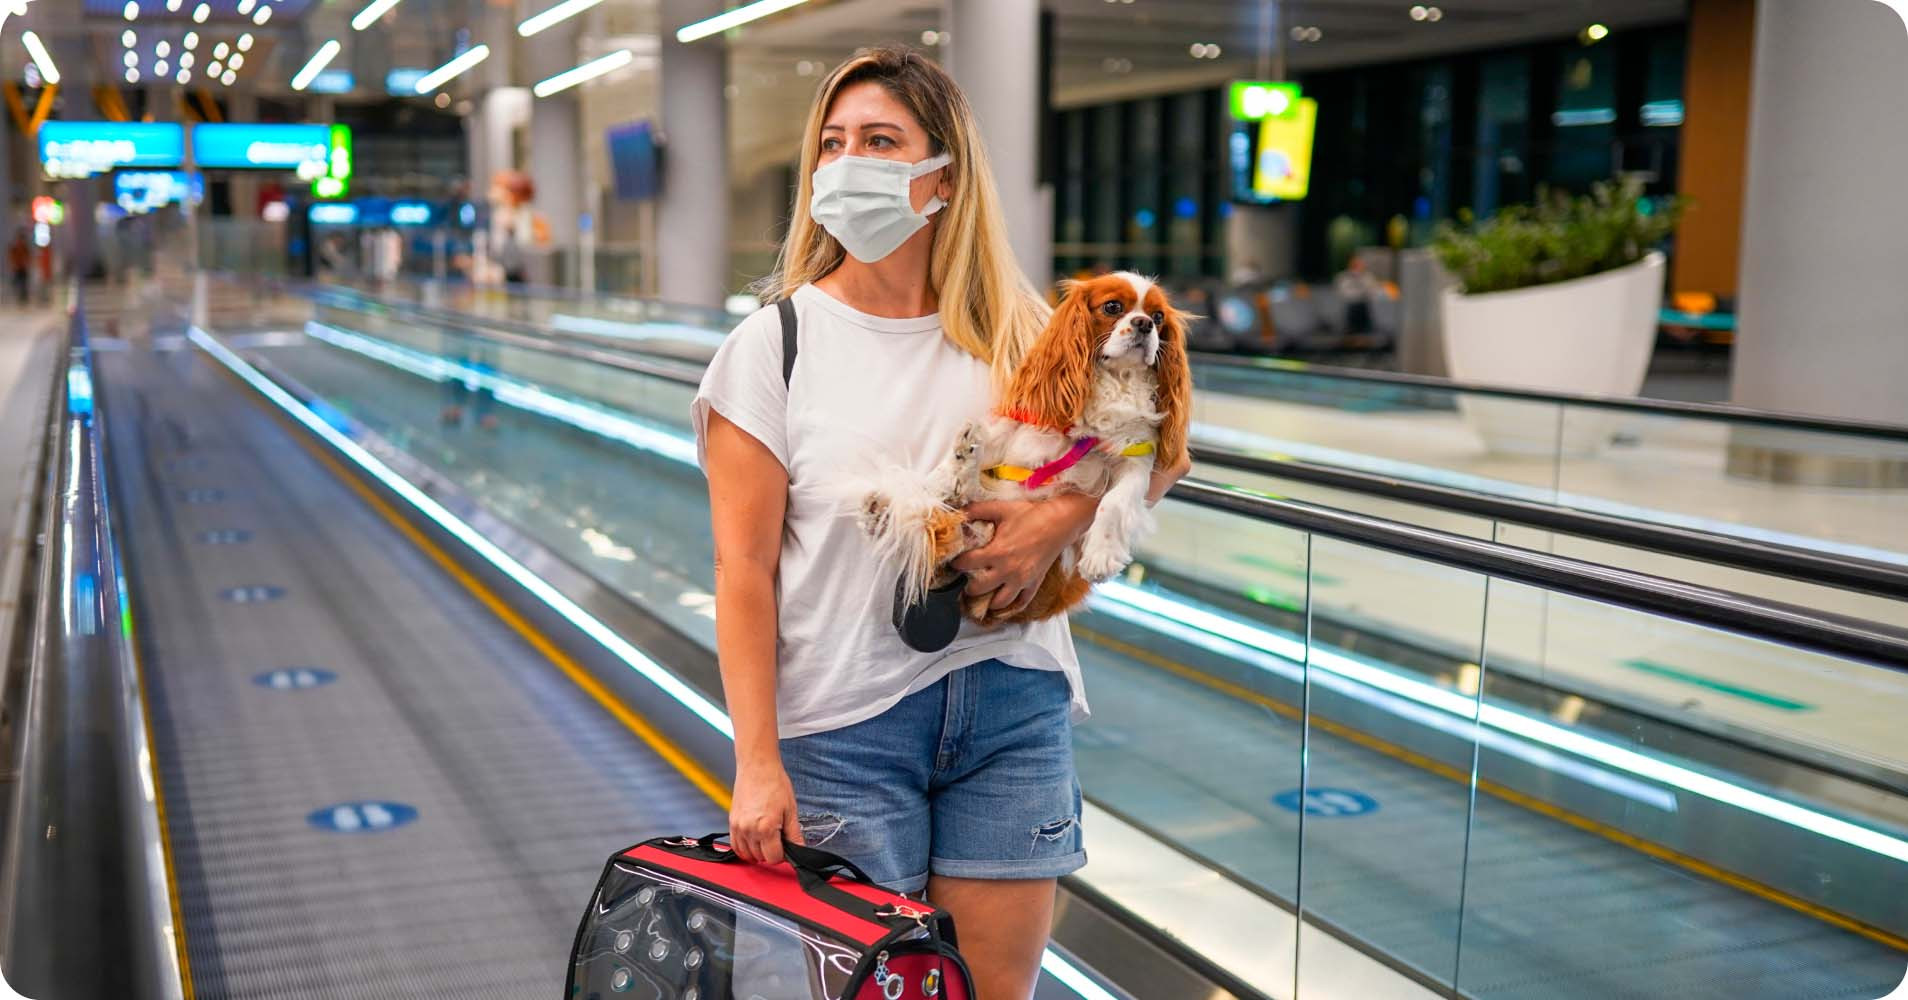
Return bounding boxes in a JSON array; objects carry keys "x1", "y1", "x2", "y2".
[
  {"x1": 291, "y1": 39, "x2": 343, "y2": 92},
  {"x1": 675, "y1": 0, "x2": 810, "y2": 42},
  {"x1": 532, "y1": 48, "x2": 633, "y2": 98},
  {"x1": 350, "y1": 0, "x2": 403, "y2": 30},
  {"x1": 414, "y1": 43, "x2": 490, "y2": 93},
  {"x1": 193, "y1": 321, "x2": 1112, "y2": 999},
  {"x1": 517, "y1": 0, "x2": 606, "y2": 37},
  {"x1": 21, "y1": 31, "x2": 60, "y2": 85},
  {"x1": 292, "y1": 320, "x2": 1908, "y2": 868}
]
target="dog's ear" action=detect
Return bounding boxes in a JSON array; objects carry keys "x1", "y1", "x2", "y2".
[
  {"x1": 1005, "y1": 284, "x2": 1095, "y2": 431},
  {"x1": 1153, "y1": 300, "x2": 1194, "y2": 469}
]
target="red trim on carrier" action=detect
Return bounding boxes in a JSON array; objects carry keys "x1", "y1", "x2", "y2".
[{"x1": 625, "y1": 844, "x2": 903, "y2": 946}]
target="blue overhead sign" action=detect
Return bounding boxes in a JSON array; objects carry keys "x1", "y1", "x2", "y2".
[
  {"x1": 115, "y1": 171, "x2": 204, "y2": 214},
  {"x1": 308, "y1": 69, "x2": 355, "y2": 94},
  {"x1": 385, "y1": 68, "x2": 428, "y2": 94},
  {"x1": 39, "y1": 121, "x2": 185, "y2": 178},
  {"x1": 192, "y1": 123, "x2": 333, "y2": 174}
]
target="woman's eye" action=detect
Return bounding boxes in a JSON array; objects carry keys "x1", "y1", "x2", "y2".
[
  {"x1": 869, "y1": 134, "x2": 894, "y2": 149},
  {"x1": 1101, "y1": 301, "x2": 1121, "y2": 316},
  {"x1": 820, "y1": 138, "x2": 841, "y2": 152}
]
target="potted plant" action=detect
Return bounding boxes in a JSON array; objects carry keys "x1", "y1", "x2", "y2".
[{"x1": 1432, "y1": 177, "x2": 1684, "y2": 455}]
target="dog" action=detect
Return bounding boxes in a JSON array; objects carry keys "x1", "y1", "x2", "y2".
[{"x1": 858, "y1": 271, "x2": 1192, "y2": 626}]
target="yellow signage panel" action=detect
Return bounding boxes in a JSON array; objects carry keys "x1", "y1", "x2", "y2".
[{"x1": 1251, "y1": 97, "x2": 1318, "y2": 202}]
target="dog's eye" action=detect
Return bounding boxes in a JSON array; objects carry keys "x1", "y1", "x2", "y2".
[
  {"x1": 1151, "y1": 311, "x2": 1164, "y2": 326},
  {"x1": 1101, "y1": 301, "x2": 1122, "y2": 316}
]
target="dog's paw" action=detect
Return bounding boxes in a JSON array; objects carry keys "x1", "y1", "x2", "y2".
[
  {"x1": 960, "y1": 519, "x2": 995, "y2": 549},
  {"x1": 857, "y1": 491, "x2": 892, "y2": 536},
  {"x1": 1075, "y1": 535, "x2": 1130, "y2": 583}
]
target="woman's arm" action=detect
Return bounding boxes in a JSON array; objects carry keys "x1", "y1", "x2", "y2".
[
  {"x1": 705, "y1": 410, "x2": 802, "y2": 865},
  {"x1": 956, "y1": 451, "x2": 1192, "y2": 612}
]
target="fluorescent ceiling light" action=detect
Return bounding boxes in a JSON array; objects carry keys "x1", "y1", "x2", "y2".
[
  {"x1": 21, "y1": 31, "x2": 59, "y2": 85},
  {"x1": 414, "y1": 43, "x2": 489, "y2": 93},
  {"x1": 518, "y1": 0, "x2": 605, "y2": 36},
  {"x1": 291, "y1": 39, "x2": 341, "y2": 91},
  {"x1": 350, "y1": 0, "x2": 403, "y2": 31},
  {"x1": 532, "y1": 48, "x2": 631, "y2": 97},
  {"x1": 675, "y1": 0, "x2": 809, "y2": 43}
]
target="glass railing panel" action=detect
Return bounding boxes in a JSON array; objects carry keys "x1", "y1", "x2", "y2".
[
  {"x1": 1293, "y1": 536, "x2": 1489, "y2": 992},
  {"x1": 1460, "y1": 579, "x2": 1908, "y2": 999}
]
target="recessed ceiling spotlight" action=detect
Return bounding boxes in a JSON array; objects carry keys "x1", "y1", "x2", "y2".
[
  {"x1": 1101, "y1": 56, "x2": 1133, "y2": 73},
  {"x1": 1189, "y1": 42, "x2": 1221, "y2": 59},
  {"x1": 125, "y1": 50, "x2": 139, "y2": 67},
  {"x1": 155, "y1": 59, "x2": 169, "y2": 74},
  {"x1": 180, "y1": 52, "x2": 195, "y2": 68},
  {"x1": 192, "y1": 2, "x2": 209, "y2": 23},
  {"x1": 222, "y1": 69, "x2": 236, "y2": 85},
  {"x1": 124, "y1": 1, "x2": 139, "y2": 21},
  {"x1": 228, "y1": 53, "x2": 243, "y2": 69},
  {"x1": 237, "y1": 0, "x2": 255, "y2": 11},
  {"x1": 126, "y1": 67, "x2": 141, "y2": 82},
  {"x1": 253, "y1": 5, "x2": 271, "y2": 23},
  {"x1": 166, "y1": 0, "x2": 181, "y2": 8},
  {"x1": 156, "y1": 40, "x2": 170, "y2": 57},
  {"x1": 1583, "y1": 22, "x2": 1610, "y2": 42},
  {"x1": 185, "y1": 31, "x2": 199, "y2": 49},
  {"x1": 434, "y1": 92, "x2": 450, "y2": 108},
  {"x1": 207, "y1": 60, "x2": 222, "y2": 76},
  {"x1": 177, "y1": 68, "x2": 191, "y2": 83},
  {"x1": 1410, "y1": 5, "x2": 1442, "y2": 21},
  {"x1": 238, "y1": 33, "x2": 254, "y2": 51},
  {"x1": 214, "y1": 42, "x2": 229, "y2": 58},
  {"x1": 122, "y1": 28, "x2": 137, "y2": 46},
  {"x1": 920, "y1": 29, "x2": 941, "y2": 45}
]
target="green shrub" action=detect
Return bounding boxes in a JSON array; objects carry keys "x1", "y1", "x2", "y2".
[{"x1": 1432, "y1": 177, "x2": 1685, "y2": 295}]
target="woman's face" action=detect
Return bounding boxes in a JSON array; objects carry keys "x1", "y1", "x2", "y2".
[{"x1": 818, "y1": 80, "x2": 950, "y2": 213}]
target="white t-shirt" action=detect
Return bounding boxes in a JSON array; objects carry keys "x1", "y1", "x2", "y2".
[{"x1": 692, "y1": 283, "x2": 1084, "y2": 739}]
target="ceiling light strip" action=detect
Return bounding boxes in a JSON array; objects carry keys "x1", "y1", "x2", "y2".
[
  {"x1": 350, "y1": 0, "x2": 404, "y2": 31},
  {"x1": 518, "y1": 0, "x2": 606, "y2": 37},
  {"x1": 531, "y1": 48, "x2": 632, "y2": 98},
  {"x1": 21, "y1": 31, "x2": 60, "y2": 86},
  {"x1": 675, "y1": 0, "x2": 810, "y2": 43},
  {"x1": 290, "y1": 39, "x2": 342, "y2": 92},
  {"x1": 414, "y1": 44, "x2": 490, "y2": 93}
]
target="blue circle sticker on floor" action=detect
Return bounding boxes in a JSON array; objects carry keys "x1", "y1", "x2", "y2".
[
  {"x1": 308, "y1": 802, "x2": 418, "y2": 833},
  {"x1": 1273, "y1": 788, "x2": 1380, "y2": 817},
  {"x1": 253, "y1": 668, "x2": 337, "y2": 691},
  {"x1": 220, "y1": 585, "x2": 284, "y2": 603},
  {"x1": 198, "y1": 530, "x2": 253, "y2": 544}
]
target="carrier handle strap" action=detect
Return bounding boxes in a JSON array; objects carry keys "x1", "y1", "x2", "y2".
[{"x1": 691, "y1": 832, "x2": 879, "y2": 886}]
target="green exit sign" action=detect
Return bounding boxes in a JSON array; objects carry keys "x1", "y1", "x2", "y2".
[{"x1": 1230, "y1": 80, "x2": 1302, "y2": 121}]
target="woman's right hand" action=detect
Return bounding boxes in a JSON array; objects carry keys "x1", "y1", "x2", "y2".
[{"x1": 729, "y1": 757, "x2": 804, "y2": 865}]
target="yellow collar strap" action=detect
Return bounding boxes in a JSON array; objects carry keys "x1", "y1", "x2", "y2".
[{"x1": 987, "y1": 441, "x2": 1154, "y2": 483}]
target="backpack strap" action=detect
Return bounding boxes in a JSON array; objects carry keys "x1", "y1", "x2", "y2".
[{"x1": 777, "y1": 296, "x2": 798, "y2": 388}]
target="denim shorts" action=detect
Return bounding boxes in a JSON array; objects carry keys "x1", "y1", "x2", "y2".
[{"x1": 779, "y1": 660, "x2": 1085, "y2": 894}]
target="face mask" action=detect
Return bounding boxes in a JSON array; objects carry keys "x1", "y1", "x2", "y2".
[{"x1": 809, "y1": 152, "x2": 952, "y2": 264}]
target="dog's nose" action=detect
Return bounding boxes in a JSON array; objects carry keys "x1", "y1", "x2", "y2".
[{"x1": 1130, "y1": 315, "x2": 1153, "y2": 334}]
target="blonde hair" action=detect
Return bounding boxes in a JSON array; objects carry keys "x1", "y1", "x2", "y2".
[{"x1": 759, "y1": 45, "x2": 1049, "y2": 388}]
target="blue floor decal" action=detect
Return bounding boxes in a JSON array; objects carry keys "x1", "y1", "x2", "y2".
[
  {"x1": 198, "y1": 529, "x2": 253, "y2": 544},
  {"x1": 253, "y1": 668, "x2": 338, "y2": 690},
  {"x1": 219, "y1": 585, "x2": 285, "y2": 603},
  {"x1": 1273, "y1": 787, "x2": 1380, "y2": 817},
  {"x1": 308, "y1": 802, "x2": 419, "y2": 833}
]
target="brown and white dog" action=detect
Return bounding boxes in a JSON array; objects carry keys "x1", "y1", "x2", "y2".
[{"x1": 858, "y1": 272, "x2": 1192, "y2": 625}]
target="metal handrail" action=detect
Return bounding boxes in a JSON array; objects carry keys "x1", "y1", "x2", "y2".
[
  {"x1": 298, "y1": 291, "x2": 1908, "y2": 612},
  {"x1": 0, "y1": 300, "x2": 187, "y2": 1000},
  {"x1": 1191, "y1": 444, "x2": 1908, "y2": 603},
  {"x1": 1172, "y1": 479, "x2": 1908, "y2": 672}
]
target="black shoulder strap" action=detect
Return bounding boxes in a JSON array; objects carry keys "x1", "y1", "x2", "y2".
[{"x1": 776, "y1": 297, "x2": 797, "y2": 388}]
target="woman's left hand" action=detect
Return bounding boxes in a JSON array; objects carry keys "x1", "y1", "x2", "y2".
[{"x1": 953, "y1": 493, "x2": 1100, "y2": 614}]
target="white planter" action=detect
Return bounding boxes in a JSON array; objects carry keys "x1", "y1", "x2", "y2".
[{"x1": 1440, "y1": 252, "x2": 1665, "y2": 456}]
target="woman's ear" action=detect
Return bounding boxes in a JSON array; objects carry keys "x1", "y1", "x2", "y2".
[
  {"x1": 1153, "y1": 303, "x2": 1194, "y2": 469},
  {"x1": 1004, "y1": 285, "x2": 1095, "y2": 431}
]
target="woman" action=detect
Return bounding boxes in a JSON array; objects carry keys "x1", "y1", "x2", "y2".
[{"x1": 693, "y1": 46, "x2": 1188, "y2": 999}]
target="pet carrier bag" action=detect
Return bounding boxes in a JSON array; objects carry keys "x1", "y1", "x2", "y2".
[{"x1": 567, "y1": 833, "x2": 973, "y2": 1000}]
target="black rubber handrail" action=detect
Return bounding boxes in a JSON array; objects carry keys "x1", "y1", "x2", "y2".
[
  {"x1": 1171, "y1": 479, "x2": 1908, "y2": 672},
  {"x1": 301, "y1": 292, "x2": 1908, "y2": 612},
  {"x1": 1190, "y1": 351, "x2": 1908, "y2": 442},
  {"x1": 1192, "y1": 444, "x2": 1908, "y2": 603}
]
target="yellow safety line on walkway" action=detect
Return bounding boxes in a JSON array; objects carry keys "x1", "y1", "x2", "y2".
[
  {"x1": 204, "y1": 355, "x2": 734, "y2": 811},
  {"x1": 124, "y1": 613, "x2": 197, "y2": 999},
  {"x1": 1072, "y1": 624, "x2": 1908, "y2": 955}
]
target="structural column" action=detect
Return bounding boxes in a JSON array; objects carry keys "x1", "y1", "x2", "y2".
[
  {"x1": 520, "y1": 9, "x2": 584, "y2": 286},
  {"x1": 657, "y1": 0, "x2": 730, "y2": 307},
  {"x1": 945, "y1": 0, "x2": 1051, "y2": 291},
  {"x1": 1732, "y1": 0, "x2": 1908, "y2": 435}
]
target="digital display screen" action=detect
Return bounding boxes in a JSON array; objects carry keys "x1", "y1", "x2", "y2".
[
  {"x1": 193, "y1": 123, "x2": 333, "y2": 173},
  {"x1": 606, "y1": 120, "x2": 660, "y2": 201},
  {"x1": 114, "y1": 170, "x2": 204, "y2": 213},
  {"x1": 39, "y1": 121, "x2": 185, "y2": 178},
  {"x1": 1229, "y1": 97, "x2": 1317, "y2": 204}
]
